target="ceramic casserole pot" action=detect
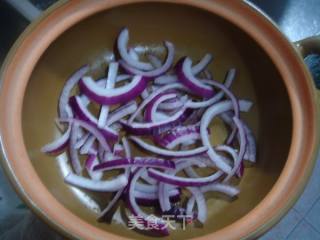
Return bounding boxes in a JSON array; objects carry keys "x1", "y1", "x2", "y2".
[{"x1": 0, "y1": 1, "x2": 319, "y2": 239}]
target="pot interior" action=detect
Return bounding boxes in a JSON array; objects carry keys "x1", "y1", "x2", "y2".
[{"x1": 22, "y1": 2, "x2": 292, "y2": 239}]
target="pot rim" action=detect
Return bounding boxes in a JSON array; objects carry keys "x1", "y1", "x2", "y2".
[{"x1": 0, "y1": 1, "x2": 318, "y2": 239}]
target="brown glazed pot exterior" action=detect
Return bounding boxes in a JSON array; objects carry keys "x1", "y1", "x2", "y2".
[{"x1": 0, "y1": 1, "x2": 318, "y2": 240}]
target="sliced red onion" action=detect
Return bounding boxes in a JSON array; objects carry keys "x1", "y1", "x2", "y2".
[
  {"x1": 116, "y1": 74, "x2": 132, "y2": 83},
  {"x1": 106, "y1": 101, "x2": 137, "y2": 126},
  {"x1": 173, "y1": 154, "x2": 214, "y2": 167},
  {"x1": 133, "y1": 45, "x2": 165, "y2": 55},
  {"x1": 154, "y1": 54, "x2": 212, "y2": 85},
  {"x1": 223, "y1": 117, "x2": 246, "y2": 182},
  {"x1": 93, "y1": 75, "x2": 133, "y2": 88},
  {"x1": 150, "y1": 85, "x2": 160, "y2": 92},
  {"x1": 224, "y1": 68, "x2": 236, "y2": 86},
  {"x1": 236, "y1": 99, "x2": 253, "y2": 112},
  {"x1": 99, "y1": 188, "x2": 125, "y2": 219},
  {"x1": 76, "y1": 126, "x2": 85, "y2": 138},
  {"x1": 127, "y1": 168, "x2": 168, "y2": 235},
  {"x1": 97, "y1": 62, "x2": 118, "y2": 128},
  {"x1": 122, "y1": 137, "x2": 131, "y2": 158},
  {"x1": 200, "y1": 101, "x2": 235, "y2": 173},
  {"x1": 221, "y1": 114, "x2": 255, "y2": 164},
  {"x1": 187, "y1": 183, "x2": 239, "y2": 218},
  {"x1": 122, "y1": 104, "x2": 189, "y2": 136},
  {"x1": 149, "y1": 167, "x2": 223, "y2": 188},
  {"x1": 186, "y1": 69, "x2": 235, "y2": 109},
  {"x1": 85, "y1": 154, "x2": 103, "y2": 180},
  {"x1": 140, "y1": 170, "x2": 158, "y2": 185},
  {"x1": 41, "y1": 127, "x2": 71, "y2": 154},
  {"x1": 111, "y1": 202, "x2": 127, "y2": 225},
  {"x1": 128, "y1": 83, "x2": 187, "y2": 123},
  {"x1": 74, "y1": 132, "x2": 90, "y2": 149},
  {"x1": 69, "y1": 96, "x2": 119, "y2": 141},
  {"x1": 69, "y1": 123, "x2": 82, "y2": 174},
  {"x1": 136, "y1": 194, "x2": 180, "y2": 206},
  {"x1": 59, "y1": 65, "x2": 89, "y2": 118},
  {"x1": 110, "y1": 122, "x2": 122, "y2": 132},
  {"x1": 113, "y1": 144, "x2": 123, "y2": 152},
  {"x1": 147, "y1": 54, "x2": 162, "y2": 68},
  {"x1": 80, "y1": 94, "x2": 90, "y2": 107},
  {"x1": 155, "y1": 124, "x2": 201, "y2": 149},
  {"x1": 157, "y1": 159, "x2": 200, "y2": 212},
  {"x1": 154, "y1": 75, "x2": 177, "y2": 85},
  {"x1": 191, "y1": 78, "x2": 239, "y2": 118},
  {"x1": 141, "y1": 88, "x2": 150, "y2": 99},
  {"x1": 181, "y1": 145, "x2": 211, "y2": 178},
  {"x1": 225, "y1": 126, "x2": 238, "y2": 145},
  {"x1": 135, "y1": 113, "x2": 144, "y2": 122},
  {"x1": 215, "y1": 145, "x2": 238, "y2": 166},
  {"x1": 184, "y1": 166, "x2": 200, "y2": 178},
  {"x1": 65, "y1": 173, "x2": 128, "y2": 192},
  {"x1": 200, "y1": 183, "x2": 240, "y2": 197},
  {"x1": 221, "y1": 112, "x2": 256, "y2": 162},
  {"x1": 183, "y1": 139, "x2": 197, "y2": 146},
  {"x1": 192, "y1": 54, "x2": 213, "y2": 75},
  {"x1": 91, "y1": 75, "x2": 132, "y2": 92},
  {"x1": 176, "y1": 57, "x2": 214, "y2": 98},
  {"x1": 151, "y1": 112, "x2": 170, "y2": 122},
  {"x1": 79, "y1": 75, "x2": 148, "y2": 105},
  {"x1": 183, "y1": 108, "x2": 206, "y2": 125},
  {"x1": 158, "y1": 95, "x2": 187, "y2": 111},
  {"x1": 135, "y1": 188, "x2": 180, "y2": 201},
  {"x1": 85, "y1": 154, "x2": 96, "y2": 169},
  {"x1": 42, "y1": 28, "x2": 258, "y2": 235},
  {"x1": 69, "y1": 96, "x2": 98, "y2": 126},
  {"x1": 135, "y1": 182, "x2": 176, "y2": 193},
  {"x1": 159, "y1": 177, "x2": 170, "y2": 212},
  {"x1": 93, "y1": 157, "x2": 175, "y2": 171},
  {"x1": 102, "y1": 152, "x2": 119, "y2": 162},
  {"x1": 135, "y1": 182, "x2": 158, "y2": 193},
  {"x1": 236, "y1": 161, "x2": 245, "y2": 178},
  {"x1": 88, "y1": 147, "x2": 98, "y2": 156},
  {"x1": 186, "y1": 197, "x2": 196, "y2": 219},
  {"x1": 152, "y1": 110, "x2": 175, "y2": 121},
  {"x1": 214, "y1": 144, "x2": 239, "y2": 177},
  {"x1": 220, "y1": 113, "x2": 238, "y2": 138},
  {"x1": 144, "y1": 93, "x2": 177, "y2": 122},
  {"x1": 243, "y1": 123, "x2": 256, "y2": 162},
  {"x1": 113, "y1": 143, "x2": 125, "y2": 157},
  {"x1": 137, "y1": 91, "x2": 165, "y2": 121},
  {"x1": 59, "y1": 118, "x2": 111, "y2": 152},
  {"x1": 158, "y1": 159, "x2": 213, "y2": 212},
  {"x1": 55, "y1": 117, "x2": 67, "y2": 133},
  {"x1": 128, "y1": 48, "x2": 139, "y2": 61},
  {"x1": 221, "y1": 103, "x2": 250, "y2": 145},
  {"x1": 187, "y1": 187, "x2": 207, "y2": 223},
  {"x1": 79, "y1": 135, "x2": 95, "y2": 155},
  {"x1": 203, "y1": 70, "x2": 213, "y2": 79},
  {"x1": 117, "y1": 28, "x2": 154, "y2": 71},
  {"x1": 129, "y1": 136, "x2": 207, "y2": 157},
  {"x1": 98, "y1": 144, "x2": 105, "y2": 162},
  {"x1": 119, "y1": 41, "x2": 175, "y2": 78},
  {"x1": 149, "y1": 161, "x2": 223, "y2": 187}
]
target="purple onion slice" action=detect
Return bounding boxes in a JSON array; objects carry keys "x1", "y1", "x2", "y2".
[{"x1": 79, "y1": 75, "x2": 148, "y2": 105}]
